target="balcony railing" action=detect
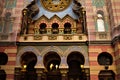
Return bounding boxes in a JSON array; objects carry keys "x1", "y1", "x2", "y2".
[{"x1": 19, "y1": 34, "x2": 87, "y2": 42}]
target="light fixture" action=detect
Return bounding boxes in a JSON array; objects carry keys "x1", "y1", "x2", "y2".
[
  {"x1": 21, "y1": 64, "x2": 27, "y2": 72},
  {"x1": 55, "y1": 65, "x2": 58, "y2": 69},
  {"x1": 50, "y1": 63, "x2": 54, "y2": 70},
  {"x1": 81, "y1": 65, "x2": 84, "y2": 68}
]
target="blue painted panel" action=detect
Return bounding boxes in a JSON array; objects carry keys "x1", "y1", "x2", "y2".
[{"x1": 33, "y1": 0, "x2": 78, "y2": 20}]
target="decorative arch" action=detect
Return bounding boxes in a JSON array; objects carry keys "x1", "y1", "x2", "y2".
[
  {"x1": 16, "y1": 46, "x2": 40, "y2": 66},
  {"x1": 96, "y1": 10, "x2": 105, "y2": 32},
  {"x1": 51, "y1": 23, "x2": 59, "y2": 34},
  {"x1": 64, "y1": 46, "x2": 89, "y2": 66},
  {"x1": 20, "y1": 51, "x2": 37, "y2": 70},
  {"x1": 64, "y1": 46, "x2": 87, "y2": 56},
  {"x1": 40, "y1": 46, "x2": 63, "y2": 57},
  {"x1": 39, "y1": 23, "x2": 47, "y2": 34},
  {"x1": 64, "y1": 22, "x2": 71, "y2": 34},
  {"x1": 43, "y1": 51, "x2": 61, "y2": 71},
  {"x1": 67, "y1": 51, "x2": 85, "y2": 65}
]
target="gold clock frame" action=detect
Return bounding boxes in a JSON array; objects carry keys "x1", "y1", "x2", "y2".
[{"x1": 40, "y1": 0, "x2": 72, "y2": 12}]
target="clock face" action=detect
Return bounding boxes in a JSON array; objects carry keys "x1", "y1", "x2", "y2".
[{"x1": 41, "y1": 0, "x2": 72, "y2": 12}]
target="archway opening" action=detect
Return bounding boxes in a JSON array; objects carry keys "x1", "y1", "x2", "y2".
[
  {"x1": 52, "y1": 23, "x2": 59, "y2": 34},
  {"x1": 20, "y1": 52, "x2": 37, "y2": 80},
  {"x1": 20, "y1": 51, "x2": 37, "y2": 71},
  {"x1": 64, "y1": 22, "x2": 71, "y2": 34},
  {"x1": 67, "y1": 51, "x2": 85, "y2": 80},
  {"x1": 43, "y1": 51, "x2": 61, "y2": 72},
  {"x1": 43, "y1": 51, "x2": 61, "y2": 80},
  {"x1": 39, "y1": 23, "x2": 47, "y2": 34}
]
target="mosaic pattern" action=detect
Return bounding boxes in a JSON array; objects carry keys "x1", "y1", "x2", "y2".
[
  {"x1": 5, "y1": 0, "x2": 17, "y2": 8},
  {"x1": 92, "y1": 0, "x2": 105, "y2": 7}
]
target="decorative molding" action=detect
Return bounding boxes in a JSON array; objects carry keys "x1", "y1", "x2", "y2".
[
  {"x1": 34, "y1": 35, "x2": 42, "y2": 40},
  {"x1": 0, "y1": 34, "x2": 9, "y2": 40},
  {"x1": 16, "y1": 42, "x2": 88, "y2": 46},
  {"x1": 79, "y1": 35, "x2": 82, "y2": 40},
  {"x1": 88, "y1": 40, "x2": 111, "y2": 45},
  {"x1": 99, "y1": 33, "x2": 107, "y2": 39},
  {"x1": 64, "y1": 35, "x2": 72, "y2": 40},
  {"x1": 48, "y1": 35, "x2": 57, "y2": 40},
  {"x1": 40, "y1": 46, "x2": 63, "y2": 57},
  {"x1": 0, "y1": 42, "x2": 16, "y2": 46}
]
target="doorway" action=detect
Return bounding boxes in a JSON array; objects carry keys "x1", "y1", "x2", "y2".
[
  {"x1": 67, "y1": 51, "x2": 87, "y2": 80},
  {"x1": 43, "y1": 51, "x2": 61, "y2": 80},
  {"x1": 20, "y1": 51, "x2": 37, "y2": 80}
]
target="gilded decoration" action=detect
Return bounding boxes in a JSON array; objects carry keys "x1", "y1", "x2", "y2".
[
  {"x1": 48, "y1": 35, "x2": 57, "y2": 40},
  {"x1": 98, "y1": 32, "x2": 107, "y2": 39},
  {"x1": 34, "y1": 35, "x2": 42, "y2": 40},
  {"x1": 64, "y1": 35, "x2": 72, "y2": 40},
  {"x1": 40, "y1": 0, "x2": 72, "y2": 12},
  {"x1": 79, "y1": 35, "x2": 82, "y2": 40}
]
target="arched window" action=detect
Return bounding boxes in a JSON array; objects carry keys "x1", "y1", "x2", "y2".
[
  {"x1": 51, "y1": 23, "x2": 59, "y2": 34},
  {"x1": 64, "y1": 22, "x2": 71, "y2": 34},
  {"x1": 43, "y1": 51, "x2": 61, "y2": 80},
  {"x1": 3, "y1": 12, "x2": 13, "y2": 33},
  {"x1": 39, "y1": 23, "x2": 47, "y2": 34},
  {"x1": 97, "y1": 52, "x2": 113, "y2": 66},
  {"x1": 96, "y1": 11, "x2": 105, "y2": 32}
]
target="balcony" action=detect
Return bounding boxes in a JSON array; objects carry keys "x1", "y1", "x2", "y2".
[{"x1": 19, "y1": 34, "x2": 87, "y2": 42}]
